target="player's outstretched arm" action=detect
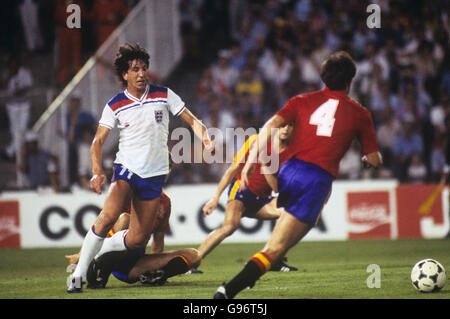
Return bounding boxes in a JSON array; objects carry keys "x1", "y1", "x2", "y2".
[
  {"x1": 241, "y1": 115, "x2": 285, "y2": 188},
  {"x1": 203, "y1": 162, "x2": 242, "y2": 216},
  {"x1": 179, "y1": 108, "x2": 215, "y2": 152},
  {"x1": 89, "y1": 125, "x2": 110, "y2": 194}
]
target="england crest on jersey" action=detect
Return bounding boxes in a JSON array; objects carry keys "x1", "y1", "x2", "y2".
[{"x1": 154, "y1": 110, "x2": 163, "y2": 123}]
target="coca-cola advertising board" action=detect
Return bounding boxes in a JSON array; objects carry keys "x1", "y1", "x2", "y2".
[{"x1": 0, "y1": 181, "x2": 448, "y2": 248}]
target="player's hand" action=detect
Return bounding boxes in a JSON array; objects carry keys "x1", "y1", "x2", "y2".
[
  {"x1": 361, "y1": 152, "x2": 383, "y2": 169},
  {"x1": 203, "y1": 197, "x2": 219, "y2": 216},
  {"x1": 204, "y1": 139, "x2": 216, "y2": 154},
  {"x1": 65, "y1": 253, "x2": 80, "y2": 265},
  {"x1": 90, "y1": 174, "x2": 107, "y2": 194},
  {"x1": 361, "y1": 155, "x2": 372, "y2": 168}
]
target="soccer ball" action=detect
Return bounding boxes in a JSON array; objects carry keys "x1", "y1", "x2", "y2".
[{"x1": 411, "y1": 259, "x2": 446, "y2": 293}]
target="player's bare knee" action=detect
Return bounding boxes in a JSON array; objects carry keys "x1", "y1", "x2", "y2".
[{"x1": 126, "y1": 233, "x2": 150, "y2": 249}]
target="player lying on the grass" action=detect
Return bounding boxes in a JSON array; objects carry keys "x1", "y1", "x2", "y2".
[
  {"x1": 214, "y1": 51, "x2": 383, "y2": 299},
  {"x1": 66, "y1": 189, "x2": 171, "y2": 265},
  {"x1": 190, "y1": 123, "x2": 297, "y2": 273},
  {"x1": 66, "y1": 192, "x2": 200, "y2": 288}
]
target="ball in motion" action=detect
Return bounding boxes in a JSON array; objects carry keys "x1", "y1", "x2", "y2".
[{"x1": 411, "y1": 259, "x2": 446, "y2": 293}]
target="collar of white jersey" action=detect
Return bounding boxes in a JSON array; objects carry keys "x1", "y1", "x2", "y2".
[{"x1": 124, "y1": 85, "x2": 149, "y2": 103}]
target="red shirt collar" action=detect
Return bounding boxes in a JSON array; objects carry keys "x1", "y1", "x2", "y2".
[{"x1": 322, "y1": 87, "x2": 348, "y2": 98}]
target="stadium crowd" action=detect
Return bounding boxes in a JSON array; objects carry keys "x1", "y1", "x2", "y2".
[
  {"x1": 0, "y1": 0, "x2": 449, "y2": 191},
  {"x1": 173, "y1": 0, "x2": 450, "y2": 185}
]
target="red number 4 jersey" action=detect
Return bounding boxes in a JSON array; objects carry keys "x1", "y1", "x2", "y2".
[{"x1": 276, "y1": 87, "x2": 379, "y2": 177}]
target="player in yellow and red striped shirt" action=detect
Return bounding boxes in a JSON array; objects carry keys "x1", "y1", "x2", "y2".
[{"x1": 191, "y1": 124, "x2": 297, "y2": 273}]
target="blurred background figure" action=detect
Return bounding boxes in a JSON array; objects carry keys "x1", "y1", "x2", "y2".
[
  {"x1": 18, "y1": 0, "x2": 44, "y2": 52},
  {"x1": 90, "y1": 0, "x2": 129, "y2": 47},
  {"x1": 77, "y1": 125, "x2": 94, "y2": 191},
  {"x1": 66, "y1": 94, "x2": 95, "y2": 188},
  {"x1": 4, "y1": 55, "x2": 33, "y2": 188},
  {"x1": 0, "y1": 0, "x2": 449, "y2": 188},
  {"x1": 19, "y1": 131, "x2": 59, "y2": 193},
  {"x1": 4, "y1": 55, "x2": 33, "y2": 162},
  {"x1": 54, "y1": 0, "x2": 85, "y2": 86}
]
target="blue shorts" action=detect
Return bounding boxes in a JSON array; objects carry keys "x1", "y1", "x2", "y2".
[
  {"x1": 111, "y1": 163, "x2": 165, "y2": 200},
  {"x1": 277, "y1": 158, "x2": 332, "y2": 225},
  {"x1": 227, "y1": 178, "x2": 273, "y2": 218},
  {"x1": 111, "y1": 248, "x2": 145, "y2": 283}
]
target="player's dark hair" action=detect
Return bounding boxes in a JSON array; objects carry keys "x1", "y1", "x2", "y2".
[
  {"x1": 320, "y1": 51, "x2": 356, "y2": 91},
  {"x1": 114, "y1": 43, "x2": 150, "y2": 86}
]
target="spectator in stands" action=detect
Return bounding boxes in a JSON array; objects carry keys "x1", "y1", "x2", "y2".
[
  {"x1": 18, "y1": 0, "x2": 44, "y2": 52},
  {"x1": 233, "y1": 15, "x2": 257, "y2": 55},
  {"x1": 324, "y1": 18, "x2": 341, "y2": 52},
  {"x1": 297, "y1": 43, "x2": 322, "y2": 89},
  {"x1": 430, "y1": 91, "x2": 449, "y2": 136},
  {"x1": 66, "y1": 95, "x2": 96, "y2": 187},
  {"x1": 338, "y1": 140, "x2": 362, "y2": 180},
  {"x1": 392, "y1": 120, "x2": 424, "y2": 182},
  {"x1": 235, "y1": 91, "x2": 260, "y2": 129},
  {"x1": 4, "y1": 55, "x2": 33, "y2": 168},
  {"x1": 370, "y1": 80, "x2": 392, "y2": 126},
  {"x1": 77, "y1": 125, "x2": 95, "y2": 190},
  {"x1": 195, "y1": 1, "x2": 450, "y2": 184},
  {"x1": 19, "y1": 131, "x2": 59, "y2": 192},
  {"x1": 407, "y1": 153, "x2": 427, "y2": 184},
  {"x1": 352, "y1": 42, "x2": 390, "y2": 107},
  {"x1": 415, "y1": 41, "x2": 439, "y2": 99},
  {"x1": 351, "y1": 20, "x2": 377, "y2": 60},
  {"x1": 264, "y1": 17, "x2": 296, "y2": 56},
  {"x1": 195, "y1": 67, "x2": 217, "y2": 107},
  {"x1": 245, "y1": 49, "x2": 265, "y2": 79},
  {"x1": 259, "y1": 46, "x2": 292, "y2": 107},
  {"x1": 211, "y1": 49, "x2": 239, "y2": 99},
  {"x1": 376, "y1": 108, "x2": 401, "y2": 172},
  {"x1": 307, "y1": 2, "x2": 327, "y2": 36},
  {"x1": 229, "y1": 40, "x2": 247, "y2": 72},
  {"x1": 179, "y1": 0, "x2": 202, "y2": 61},
  {"x1": 90, "y1": 0, "x2": 129, "y2": 47},
  {"x1": 234, "y1": 65, "x2": 264, "y2": 106},
  {"x1": 54, "y1": 0, "x2": 85, "y2": 86},
  {"x1": 212, "y1": 96, "x2": 236, "y2": 146},
  {"x1": 443, "y1": 112, "x2": 450, "y2": 181},
  {"x1": 430, "y1": 139, "x2": 447, "y2": 182}
]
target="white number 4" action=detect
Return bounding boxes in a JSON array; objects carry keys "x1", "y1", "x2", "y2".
[{"x1": 309, "y1": 99, "x2": 339, "y2": 137}]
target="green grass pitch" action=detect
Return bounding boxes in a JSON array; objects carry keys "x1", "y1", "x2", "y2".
[{"x1": 0, "y1": 239, "x2": 449, "y2": 299}]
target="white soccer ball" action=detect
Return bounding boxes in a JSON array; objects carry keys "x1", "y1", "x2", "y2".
[{"x1": 411, "y1": 259, "x2": 447, "y2": 293}]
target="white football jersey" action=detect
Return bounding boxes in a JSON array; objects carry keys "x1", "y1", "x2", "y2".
[{"x1": 99, "y1": 84, "x2": 185, "y2": 178}]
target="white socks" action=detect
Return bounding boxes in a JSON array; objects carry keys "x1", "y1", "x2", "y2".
[
  {"x1": 95, "y1": 229, "x2": 128, "y2": 259},
  {"x1": 72, "y1": 226, "x2": 105, "y2": 280}
]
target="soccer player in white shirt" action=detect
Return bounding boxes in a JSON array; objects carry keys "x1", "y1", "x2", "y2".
[{"x1": 67, "y1": 43, "x2": 214, "y2": 292}]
